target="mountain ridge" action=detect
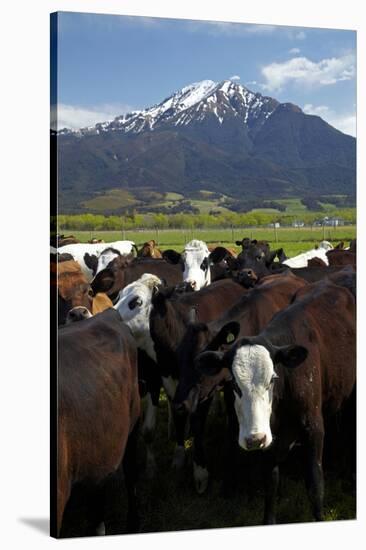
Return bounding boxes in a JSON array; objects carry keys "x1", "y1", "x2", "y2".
[{"x1": 57, "y1": 79, "x2": 356, "y2": 213}]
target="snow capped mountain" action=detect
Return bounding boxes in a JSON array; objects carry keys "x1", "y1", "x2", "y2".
[{"x1": 59, "y1": 79, "x2": 280, "y2": 136}]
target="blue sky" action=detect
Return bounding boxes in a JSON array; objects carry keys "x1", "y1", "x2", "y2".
[{"x1": 55, "y1": 12, "x2": 356, "y2": 136}]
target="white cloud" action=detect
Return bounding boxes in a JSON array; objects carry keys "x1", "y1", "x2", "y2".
[
  {"x1": 289, "y1": 47, "x2": 301, "y2": 54},
  {"x1": 54, "y1": 103, "x2": 135, "y2": 130},
  {"x1": 261, "y1": 53, "x2": 355, "y2": 92},
  {"x1": 303, "y1": 103, "x2": 356, "y2": 136},
  {"x1": 295, "y1": 31, "x2": 306, "y2": 40},
  {"x1": 229, "y1": 75, "x2": 241, "y2": 81},
  {"x1": 245, "y1": 80, "x2": 258, "y2": 87}
]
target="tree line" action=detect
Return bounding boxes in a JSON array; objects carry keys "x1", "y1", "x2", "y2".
[{"x1": 56, "y1": 208, "x2": 356, "y2": 232}]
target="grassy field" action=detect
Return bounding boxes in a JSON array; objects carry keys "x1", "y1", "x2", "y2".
[
  {"x1": 60, "y1": 223, "x2": 356, "y2": 536},
  {"x1": 62, "y1": 391, "x2": 355, "y2": 536},
  {"x1": 64, "y1": 226, "x2": 356, "y2": 257}
]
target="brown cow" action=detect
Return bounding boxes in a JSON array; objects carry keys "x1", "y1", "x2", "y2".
[
  {"x1": 137, "y1": 240, "x2": 163, "y2": 258},
  {"x1": 195, "y1": 279, "x2": 355, "y2": 523},
  {"x1": 307, "y1": 256, "x2": 327, "y2": 267},
  {"x1": 91, "y1": 257, "x2": 182, "y2": 302},
  {"x1": 57, "y1": 309, "x2": 140, "y2": 536},
  {"x1": 326, "y1": 248, "x2": 356, "y2": 267},
  {"x1": 208, "y1": 244, "x2": 238, "y2": 258},
  {"x1": 88, "y1": 238, "x2": 105, "y2": 244},
  {"x1": 58, "y1": 234, "x2": 80, "y2": 247},
  {"x1": 53, "y1": 260, "x2": 112, "y2": 325}
]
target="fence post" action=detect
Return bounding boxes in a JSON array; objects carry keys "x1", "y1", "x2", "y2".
[
  {"x1": 155, "y1": 226, "x2": 159, "y2": 245},
  {"x1": 323, "y1": 223, "x2": 326, "y2": 240}
]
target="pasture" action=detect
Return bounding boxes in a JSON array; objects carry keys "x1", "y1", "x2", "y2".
[
  {"x1": 62, "y1": 389, "x2": 356, "y2": 536},
  {"x1": 57, "y1": 228, "x2": 356, "y2": 537},
  {"x1": 64, "y1": 225, "x2": 356, "y2": 257}
]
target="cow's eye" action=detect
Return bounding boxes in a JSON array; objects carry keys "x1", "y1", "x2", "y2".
[
  {"x1": 128, "y1": 297, "x2": 143, "y2": 310},
  {"x1": 200, "y1": 258, "x2": 209, "y2": 271},
  {"x1": 88, "y1": 288, "x2": 94, "y2": 297},
  {"x1": 270, "y1": 373, "x2": 278, "y2": 384}
]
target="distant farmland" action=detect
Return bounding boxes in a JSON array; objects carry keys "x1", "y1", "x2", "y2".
[{"x1": 65, "y1": 225, "x2": 356, "y2": 257}]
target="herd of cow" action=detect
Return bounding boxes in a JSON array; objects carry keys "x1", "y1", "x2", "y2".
[{"x1": 52, "y1": 234, "x2": 356, "y2": 537}]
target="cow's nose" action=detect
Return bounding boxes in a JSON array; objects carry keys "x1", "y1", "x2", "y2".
[
  {"x1": 187, "y1": 280, "x2": 196, "y2": 289},
  {"x1": 66, "y1": 306, "x2": 91, "y2": 323},
  {"x1": 245, "y1": 433, "x2": 267, "y2": 450}
]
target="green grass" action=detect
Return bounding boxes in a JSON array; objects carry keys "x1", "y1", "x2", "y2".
[
  {"x1": 62, "y1": 391, "x2": 355, "y2": 536},
  {"x1": 65, "y1": 226, "x2": 356, "y2": 258},
  {"x1": 82, "y1": 189, "x2": 138, "y2": 211},
  {"x1": 142, "y1": 392, "x2": 355, "y2": 530}
]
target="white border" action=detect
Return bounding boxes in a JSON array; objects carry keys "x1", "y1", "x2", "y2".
[{"x1": 0, "y1": 1, "x2": 364, "y2": 549}]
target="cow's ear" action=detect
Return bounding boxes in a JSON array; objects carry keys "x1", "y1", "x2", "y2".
[
  {"x1": 273, "y1": 345, "x2": 308, "y2": 368},
  {"x1": 194, "y1": 351, "x2": 226, "y2": 376},
  {"x1": 209, "y1": 247, "x2": 228, "y2": 264},
  {"x1": 251, "y1": 239, "x2": 258, "y2": 245},
  {"x1": 91, "y1": 269, "x2": 115, "y2": 294},
  {"x1": 235, "y1": 240, "x2": 243, "y2": 246},
  {"x1": 208, "y1": 322, "x2": 240, "y2": 350},
  {"x1": 84, "y1": 253, "x2": 99, "y2": 276},
  {"x1": 162, "y1": 249, "x2": 182, "y2": 265}
]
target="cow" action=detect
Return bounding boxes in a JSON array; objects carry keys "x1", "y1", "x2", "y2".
[
  {"x1": 113, "y1": 274, "x2": 166, "y2": 477},
  {"x1": 149, "y1": 278, "x2": 249, "y2": 492},
  {"x1": 54, "y1": 260, "x2": 113, "y2": 325},
  {"x1": 65, "y1": 291, "x2": 113, "y2": 324},
  {"x1": 88, "y1": 238, "x2": 105, "y2": 244},
  {"x1": 137, "y1": 240, "x2": 163, "y2": 258},
  {"x1": 172, "y1": 272, "x2": 307, "y2": 494},
  {"x1": 58, "y1": 241, "x2": 137, "y2": 282},
  {"x1": 91, "y1": 257, "x2": 183, "y2": 303},
  {"x1": 282, "y1": 241, "x2": 333, "y2": 268},
  {"x1": 231, "y1": 240, "x2": 286, "y2": 279},
  {"x1": 64, "y1": 274, "x2": 166, "y2": 479},
  {"x1": 57, "y1": 234, "x2": 80, "y2": 247},
  {"x1": 327, "y1": 265, "x2": 356, "y2": 298},
  {"x1": 195, "y1": 279, "x2": 355, "y2": 523},
  {"x1": 208, "y1": 244, "x2": 238, "y2": 258},
  {"x1": 162, "y1": 240, "x2": 229, "y2": 290},
  {"x1": 57, "y1": 309, "x2": 140, "y2": 536},
  {"x1": 326, "y1": 248, "x2": 356, "y2": 267}
]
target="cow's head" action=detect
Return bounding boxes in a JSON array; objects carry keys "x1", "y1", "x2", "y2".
[
  {"x1": 236, "y1": 240, "x2": 280, "y2": 278},
  {"x1": 173, "y1": 320, "x2": 241, "y2": 414},
  {"x1": 162, "y1": 240, "x2": 228, "y2": 291},
  {"x1": 137, "y1": 240, "x2": 162, "y2": 258},
  {"x1": 57, "y1": 261, "x2": 95, "y2": 325},
  {"x1": 91, "y1": 253, "x2": 134, "y2": 300},
  {"x1": 114, "y1": 273, "x2": 164, "y2": 359},
  {"x1": 195, "y1": 335, "x2": 307, "y2": 451}
]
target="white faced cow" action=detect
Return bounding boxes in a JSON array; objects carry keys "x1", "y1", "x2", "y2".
[
  {"x1": 114, "y1": 273, "x2": 162, "y2": 361},
  {"x1": 58, "y1": 241, "x2": 136, "y2": 282},
  {"x1": 114, "y1": 273, "x2": 166, "y2": 477},
  {"x1": 283, "y1": 240, "x2": 333, "y2": 268},
  {"x1": 162, "y1": 239, "x2": 227, "y2": 291}
]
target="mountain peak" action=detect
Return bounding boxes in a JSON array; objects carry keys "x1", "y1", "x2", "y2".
[{"x1": 61, "y1": 78, "x2": 284, "y2": 136}]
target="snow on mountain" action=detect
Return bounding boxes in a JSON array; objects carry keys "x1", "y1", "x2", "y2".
[{"x1": 58, "y1": 79, "x2": 283, "y2": 136}]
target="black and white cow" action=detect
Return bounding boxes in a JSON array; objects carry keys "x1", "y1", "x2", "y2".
[
  {"x1": 162, "y1": 240, "x2": 228, "y2": 291},
  {"x1": 113, "y1": 274, "x2": 171, "y2": 477},
  {"x1": 58, "y1": 241, "x2": 136, "y2": 282}
]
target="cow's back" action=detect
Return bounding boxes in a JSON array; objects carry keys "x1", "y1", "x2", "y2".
[
  {"x1": 58, "y1": 309, "x2": 140, "y2": 483},
  {"x1": 264, "y1": 281, "x2": 355, "y2": 413}
]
